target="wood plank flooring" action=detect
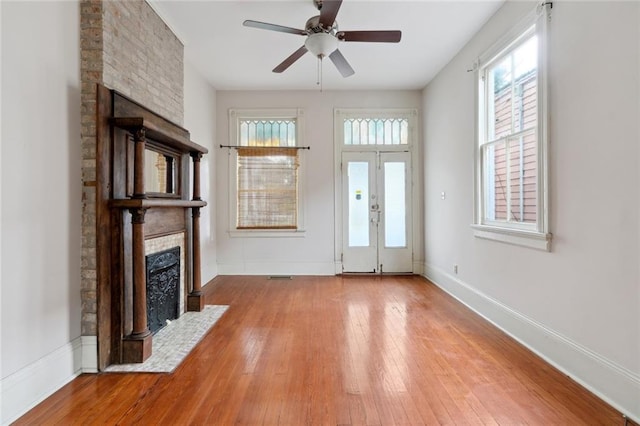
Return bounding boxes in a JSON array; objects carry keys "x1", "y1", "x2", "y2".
[{"x1": 16, "y1": 275, "x2": 628, "y2": 425}]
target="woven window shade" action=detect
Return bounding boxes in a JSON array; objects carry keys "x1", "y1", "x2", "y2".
[{"x1": 237, "y1": 147, "x2": 299, "y2": 229}]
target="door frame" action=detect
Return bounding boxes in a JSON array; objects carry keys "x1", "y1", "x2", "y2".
[
  {"x1": 333, "y1": 108, "x2": 422, "y2": 274},
  {"x1": 341, "y1": 151, "x2": 413, "y2": 273}
]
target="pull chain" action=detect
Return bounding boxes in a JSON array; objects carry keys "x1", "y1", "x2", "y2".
[{"x1": 316, "y1": 56, "x2": 324, "y2": 91}]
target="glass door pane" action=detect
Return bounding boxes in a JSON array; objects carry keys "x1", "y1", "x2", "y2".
[
  {"x1": 342, "y1": 152, "x2": 377, "y2": 273},
  {"x1": 383, "y1": 162, "x2": 406, "y2": 248},
  {"x1": 378, "y1": 152, "x2": 412, "y2": 273},
  {"x1": 348, "y1": 162, "x2": 370, "y2": 247}
]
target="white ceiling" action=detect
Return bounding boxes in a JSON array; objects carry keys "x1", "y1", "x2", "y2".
[{"x1": 150, "y1": 0, "x2": 504, "y2": 91}]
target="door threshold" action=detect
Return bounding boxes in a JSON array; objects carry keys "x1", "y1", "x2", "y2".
[
  {"x1": 340, "y1": 272, "x2": 414, "y2": 276},
  {"x1": 340, "y1": 272, "x2": 377, "y2": 276}
]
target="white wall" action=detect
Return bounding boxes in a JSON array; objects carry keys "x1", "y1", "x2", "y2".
[
  {"x1": 184, "y1": 60, "x2": 218, "y2": 284},
  {"x1": 1, "y1": 1, "x2": 82, "y2": 424},
  {"x1": 216, "y1": 90, "x2": 422, "y2": 275},
  {"x1": 422, "y1": 1, "x2": 640, "y2": 420}
]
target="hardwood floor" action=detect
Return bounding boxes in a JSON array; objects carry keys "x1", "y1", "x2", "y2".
[{"x1": 16, "y1": 275, "x2": 626, "y2": 425}]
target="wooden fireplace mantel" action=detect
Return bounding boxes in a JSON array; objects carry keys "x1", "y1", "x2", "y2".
[
  {"x1": 110, "y1": 199, "x2": 207, "y2": 209},
  {"x1": 110, "y1": 116, "x2": 208, "y2": 155},
  {"x1": 96, "y1": 85, "x2": 209, "y2": 368}
]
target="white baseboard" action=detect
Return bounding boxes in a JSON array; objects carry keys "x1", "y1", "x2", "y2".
[
  {"x1": 201, "y1": 264, "x2": 218, "y2": 287},
  {"x1": 217, "y1": 261, "x2": 336, "y2": 276},
  {"x1": 81, "y1": 336, "x2": 98, "y2": 373},
  {"x1": 412, "y1": 260, "x2": 424, "y2": 275},
  {"x1": 1, "y1": 337, "x2": 83, "y2": 425},
  {"x1": 423, "y1": 263, "x2": 640, "y2": 423}
]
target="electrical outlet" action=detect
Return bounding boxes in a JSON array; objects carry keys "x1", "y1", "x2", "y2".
[
  {"x1": 441, "y1": 191, "x2": 446, "y2": 200},
  {"x1": 453, "y1": 264, "x2": 458, "y2": 274}
]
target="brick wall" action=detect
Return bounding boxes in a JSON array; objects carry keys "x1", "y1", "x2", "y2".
[
  {"x1": 80, "y1": 0, "x2": 103, "y2": 335},
  {"x1": 102, "y1": 1, "x2": 183, "y2": 125},
  {"x1": 145, "y1": 233, "x2": 186, "y2": 315},
  {"x1": 80, "y1": 0, "x2": 184, "y2": 336}
]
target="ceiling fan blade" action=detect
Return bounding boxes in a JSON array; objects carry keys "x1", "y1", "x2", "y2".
[
  {"x1": 329, "y1": 49, "x2": 355, "y2": 78},
  {"x1": 243, "y1": 20, "x2": 307, "y2": 36},
  {"x1": 337, "y1": 30, "x2": 402, "y2": 43},
  {"x1": 273, "y1": 46, "x2": 309, "y2": 73},
  {"x1": 319, "y1": 0, "x2": 342, "y2": 29}
]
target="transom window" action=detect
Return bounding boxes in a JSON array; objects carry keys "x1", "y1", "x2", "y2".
[
  {"x1": 343, "y1": 118, "x2": 409, "y2": 145},
  {"x1": 239, "y1": 119, "x2": 296, "y2": 147}
]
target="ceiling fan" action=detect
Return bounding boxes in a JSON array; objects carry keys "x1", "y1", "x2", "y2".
[{"x1": 243, "y1": 0, "x2": 402, "y2": 78}]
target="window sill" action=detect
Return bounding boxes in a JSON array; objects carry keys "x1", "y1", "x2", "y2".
[
  {"x1": 472, "y1": 224, "x2": 552, "y2": 251},
  {"x1": 229, "y1": 229, "x2": 306, "y2": 238}
]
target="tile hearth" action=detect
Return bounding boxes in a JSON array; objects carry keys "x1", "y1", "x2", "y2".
[{"x1": 105, "y1": 305, "x2": 228, "y2": 373}]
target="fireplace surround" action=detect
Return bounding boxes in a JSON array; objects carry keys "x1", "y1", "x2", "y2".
[{"x1": 95, "y1": 85, "x2": 208, "y2": 368}]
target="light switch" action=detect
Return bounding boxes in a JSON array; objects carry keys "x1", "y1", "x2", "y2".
[{"x1": 441, "y1": 191, "x2": 446, "y2": 200}]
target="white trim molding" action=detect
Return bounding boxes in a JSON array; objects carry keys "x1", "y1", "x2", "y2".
[
  {"x1": 472, "y1": 224, "x2": 552, "y2": 251},
  {"x1": 228, "y1": 229, "x2": 306, "y2": 239},
  {"x1": 333, "y1": 108, "x2": 421, "y2": 274},
  {"x1": 81, "y1": 335, "x2": 99, "y2": 373},
  {"x1": 412, "y1": 260, "x2": 425, "y2": 276},
  {"x1": 1, "y1": 337, "x2": 85, "y2": 425},
  {"x1": 473, "y1": 4, "x2": 552, "y2": 251},
  {"x1": 226, "y1": 108, "x2": 307, "y2": 236},
  {"x1": 217, "y1": 261, "x2": 335, "y2": 276},
  {"x1": 423, "y1": 263, "x2": 640, "y2": 423}
]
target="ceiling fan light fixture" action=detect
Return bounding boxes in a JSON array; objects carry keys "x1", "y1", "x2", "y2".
[
  {"x1": 304, "y1": 32, "x2": 339, "y2": 58},
  {"x1": 244, "y1": 0, "x2": 401, "y2": 80}
]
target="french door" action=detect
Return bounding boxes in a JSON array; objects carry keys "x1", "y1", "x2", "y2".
[{"x1": 341, "y1": 151, "x2": 412, "y2": 273}]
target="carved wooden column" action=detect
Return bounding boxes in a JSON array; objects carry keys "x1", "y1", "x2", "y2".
[
  {"x1": 188, "y1": 151, "x2": 204, "y2": 311},
  {"x1": 191, "y1": 152, "x2": 202, "y2": 203},
  {"x1": 122, "y1": 126, "x2": 152, "y2": 363},
  {"x1": 122, "y1": 206, "x2": 152, "y2": 362},
  {"x1": 132, "y1": 128, "x2": 147, "y2": 199}
]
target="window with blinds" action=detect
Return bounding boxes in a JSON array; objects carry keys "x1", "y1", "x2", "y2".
[
  {"x1": 230, "y1": 113, "x2": 303, "y2": 231},
  {"x1": 237, "y1": 147, "x2": 299, "y2": 229}
]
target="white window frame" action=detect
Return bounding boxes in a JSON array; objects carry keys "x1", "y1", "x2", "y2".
[
  {"x1": 227, "y1": 108, "x2": 306, "y2": 238},
  {"x1": 472, "y1": 4, "x2": 552, "y2": 251}
]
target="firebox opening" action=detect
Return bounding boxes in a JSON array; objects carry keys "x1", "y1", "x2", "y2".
[{"x1": 146, "y1": 246, "x2": 181, "y2": 334}]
